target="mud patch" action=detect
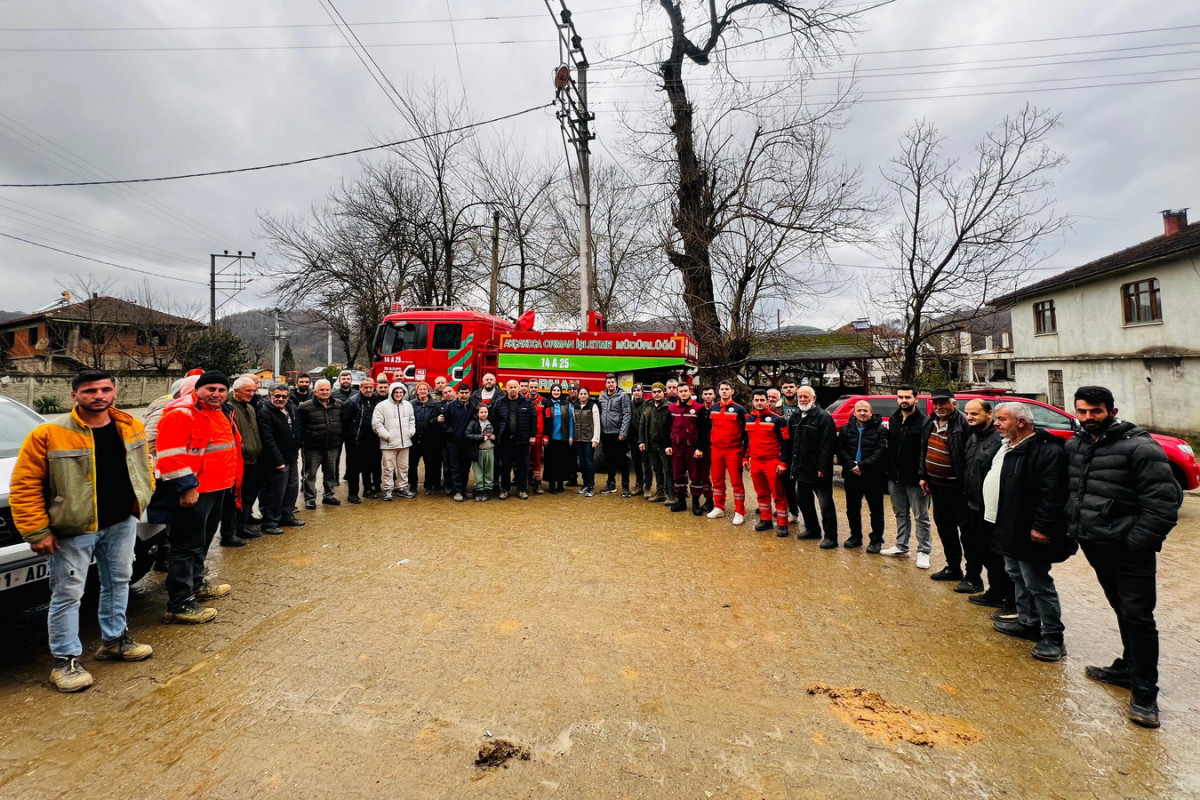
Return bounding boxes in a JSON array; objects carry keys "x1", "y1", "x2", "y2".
[
  {"x1": 808, "y1": 683, "x2": 981, "y2": 747},
  {"x1": 474, "y1": 739, "x2": 531, "y2": 773}
]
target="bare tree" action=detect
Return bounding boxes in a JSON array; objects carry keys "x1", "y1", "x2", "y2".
[
  {"x1": 875, "y1": 106, "x2": 1068, "y2": 383},
  {"x1": 627, "y1": 0, "x2": 882, "y2": 379}
]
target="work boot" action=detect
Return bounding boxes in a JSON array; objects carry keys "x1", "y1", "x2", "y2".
[
  {"x1": 992, "y1": 620, "x2": 1041, "y2": 641},
  {"x1": 163, "y1": 602, "x2": 218, "y2": 625},
  {"x1": 691, "y1": 496, "x2": 703, "y2": 516},
  {"x1": 1129, "y1": 696, "x2": 1161, "y2": 729},
  {"x1": 775, "y1": 525, "x2": 790, "y2": 538},
  {"x1": 195, "y1": 579, "x2": 231, "y2": 600},
  {"x1": 669, "y1": 497, "x2": 688, "y2": 513},
  {"x1": 798, "y1": 530, "x2": 822, "y2": 540},
  {"x1": 1085, "y1": 659, "x2": 1132, "y2": 689},
  {"x1": 95, "y1": 630, "x2": 153, "y2": 662},
  {"x1": 754, "y1": 518, "x2": 773, "y2": 532},
  {"x1": 701, "y1": 498, "x2": 714, "y2": 514},
  {"x1": 347, "y1": 495, "x2": 362, "y2": 504},
  {"x1": 865, "y1": 542, "x2": 882, "y2": 554},
  {"x1": 819, "y1": 537, "x2": 838, "y2": 550},
  {"x1": 49, "y1": 656, "x2": 93, "y2": 693},
  {"x1": 843, "y1": 536, "x2": 863, "y2": 549},
  {"x1": 219, "y1": 534, "x2": 246, "y2": 548},
  {"x1": 632, "y1": 483, "x2": 644, "y2": 496},
  {"x1": 955, "y1": 576, "x2": 985, "y2": 594},
  {"x1": 1032, "y1": 634, "x2": 1066, "y2": 662}
]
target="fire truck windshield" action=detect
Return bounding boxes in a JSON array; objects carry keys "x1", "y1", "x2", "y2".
[{"x1": 378, "y1": 321, "x2": 427, "y2": 355}]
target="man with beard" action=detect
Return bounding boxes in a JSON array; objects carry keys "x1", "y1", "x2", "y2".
[
  {"x1": 882, "y1": 385, "x2": 933, "y2": 566},
  {"x1": 289, "y1": 374, "x2": 313, "y2": 407},
  {"x1": 492, "y1": 380, "x2": 537, "y2": 500},
  {"x1": 667, "y1": 383, "x2": 710, "y2": 516},
  {"x1": 627, "y1": 384, "x2": 646, "y2": 497},
  {"x1": 919, "y1": 388, "x2": 972, "y2": 583},
  {"x1": 331, "y1": 370, "x2": 356, "y2": 404},
  {"x1": 638, "y1": 383, "x2": 673, "y2": 503},
  {"x1": 597, "y1": 374, "x2": 633, "y2": 497},
  {"x1": 777, "y1": 380, "x2": 801, "y2": 523},
  {"x1": 471, "y1": 373, "x2": 500, "y2": 406},
  {"x1": 341, "y1": 378, "x2": 382, "y2": 502},
  {"x1": 409, "y1": 381, "x2": 443, "y2": 496},
  {"x1": 706, "y1": 380, "x2": 747, "y2": 526},
  {"x1": 786, "y1": 385, "x2": 838, "y2": 547},
  {"x1": 744, "y1": 388, "x2": 789, "y2": 535},
  {"x1": 439, "y1": 383, "x2": 476, "y2": 502},
  {"x1": 963, "y1": 399, "x2": 1012, "y2": 611},
  {"x1": 1067, "y1": 386, "x2": 1179, "y2": 729}
]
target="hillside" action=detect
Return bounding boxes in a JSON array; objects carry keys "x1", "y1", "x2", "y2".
[{"x1": 219, "y1": 308, "x2": 342, "y2": 372}]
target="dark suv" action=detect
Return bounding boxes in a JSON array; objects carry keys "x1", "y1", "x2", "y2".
[{"x1": 826, "y1": 392, "x2": 1200, "y2": 493}]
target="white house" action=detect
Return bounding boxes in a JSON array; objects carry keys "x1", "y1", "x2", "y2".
[{"x1": 992, "y1": 209, "x2": 1200, "y2": 439}]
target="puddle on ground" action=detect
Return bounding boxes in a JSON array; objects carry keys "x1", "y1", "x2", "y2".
[{"x1": 808, "y1": 683, "x2": 981, "y2": 747}]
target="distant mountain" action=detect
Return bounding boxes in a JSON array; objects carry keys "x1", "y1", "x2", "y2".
[
  {"x1": 219, "y1": 308, "x2": 338, "y2": 372},
  {"x1": 0, "y1": 310, "x2": 27, "y2": 323}
]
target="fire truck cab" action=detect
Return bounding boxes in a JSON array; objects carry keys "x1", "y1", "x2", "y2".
[{"x1": 370, "y1": 306, "x2": 699, "y2": 394}]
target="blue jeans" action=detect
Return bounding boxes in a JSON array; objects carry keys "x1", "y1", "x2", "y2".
[
  {"x1": 1004, "y1": 556, "x2": 1064, "y2": 637},
  {"x1": 575, "y1": 441, "x2": 596, "y2": 489},
  {"x1": 888, "y1": 480, "x2": 931, "y2": 554},
  {"x1": 48, "y1": 516, "x2": 137, "y2": 657}
]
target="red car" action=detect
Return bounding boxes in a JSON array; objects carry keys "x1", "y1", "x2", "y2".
[{"x1": 826, "y1": 392, "x2": 1200, "y2": 492}]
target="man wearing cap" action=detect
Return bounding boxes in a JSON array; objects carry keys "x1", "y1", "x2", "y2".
[
  {"x1": 919, "y1": 388, "x2": 973, "y2": 583},
  {"x1": 597, "y1": 374, "x2": 633, "y2": 497},
  {"x1": 155, "y1": 370, "x2": 242, "y2": 625}
]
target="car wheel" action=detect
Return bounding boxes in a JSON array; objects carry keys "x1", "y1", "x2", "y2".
[{"x1": 132, "y1": 531, "x2": 166, "y2": 585}]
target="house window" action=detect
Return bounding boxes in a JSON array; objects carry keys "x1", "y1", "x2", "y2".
[
  {"x1": 1047, "y1": 370, "x2": 1064, "y2": 409},
  {"x1": 27, "y1": 326, "x2": 38, "y2": 346},
  {"x1": 1122, "y1": 278, "x2": 1162, "y2": 324},
  {"x1": 1033, "y1": 300, "x2": 1056, "y2": 334}
]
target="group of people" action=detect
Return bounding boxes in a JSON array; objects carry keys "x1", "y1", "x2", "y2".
[{"x1": 11, "y1": 367, "x2": 1179, "y2": 729}]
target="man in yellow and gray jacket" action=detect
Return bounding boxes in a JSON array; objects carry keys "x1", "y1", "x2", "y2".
[{"x1": 10, "y1": 370, "x2": 155, "y2": 693}]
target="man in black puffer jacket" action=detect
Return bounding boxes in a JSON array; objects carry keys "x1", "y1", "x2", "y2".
[
  {"x1": 787, "y1": 385, "x2": 839, "y2": 547},
  {"x1": 985, "y1": 403, "x2": 1075, "y2": 664},
  {"x1": 837, "y1": 400, "x2": 887, "y2": 552},
  {"x1": 409, "y1": 381, "x2": 443, "y2": 495},
  {"x1": 340, "y1": 378, "x2": 382, "y2": 503},
  {"x1": 491, "y1": 380, "x2": 538, "y2": 499},
  {"x1": 1066, "y1": 385, "x2": 1179, "y2": 729},
  {"x1": 962, "y1": 399, "x2": 1011, "y2": 609}
]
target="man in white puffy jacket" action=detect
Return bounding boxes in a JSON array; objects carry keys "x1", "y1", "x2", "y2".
[{"x1": 372, "y1": 382, "x2": 417, "y2": 500}]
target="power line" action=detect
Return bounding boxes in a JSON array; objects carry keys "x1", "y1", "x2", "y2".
[
  {"x1": 0, "y1": 231, "x2": 208, "y2": 285},
  {"x1": 316, "y1": 0, "x2": 407, "y2": 116},
  {"x1": 0, "y1": 103, "x2": 554, "y2": 188}
]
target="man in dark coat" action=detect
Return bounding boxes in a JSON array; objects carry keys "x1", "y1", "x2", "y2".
[
  {"x1": 439, "y1": 383, "x2": 476, "y2": 502},
  {"x1": 637, "y1": 383, "x2": 673, "y2": 502},
  {"x1": 786, "y1": 385, "x2": 838, "y2": 547},
  {"x1": 837, "y1": 400, "x2": 887, "y2": 552},
  {"x1": 340, "y1": 378, "x2": 382, "y2": 503},
  {"x1": 409, "y1": 381, "x2": 443, "y2": 495},
  {"x1": 883, "y1": 385, "x2": 931, "y2": 563},
  {"x1": 297, "y1": 379, "x2": 343, "y2": 509},
  {"x1": 491, "y1": 380, "x2": 538, "y2": 499},
  {"x1": 919, "y1": 388, "x2": 972, "y2": 581},
  {"x1": 256, "y1": 384, "x2": 306, "y2": 534},
  {"x1": 962, "y1": 398, "x2": 1012, "y2": 610},
  {"x1": 1066, "y1": 385, "x2": 1180, "y2": 729},
  {"x1": 986, "y1": 402, "x2": 1075, "y2": 663}
]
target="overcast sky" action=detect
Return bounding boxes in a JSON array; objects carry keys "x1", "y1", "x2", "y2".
[{"x1": 1, "y1": 0, "x2": 1196, "y2": 330}]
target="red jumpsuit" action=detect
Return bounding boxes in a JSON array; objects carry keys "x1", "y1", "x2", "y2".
[
  {"x1": 669, "y1": 399, "x2": 709, "y2": 498},
  {"x1": 744, "y1": 408, "x2": 789, "y2": 526},
  {"x1": 708, "y1": 400, "x2": 747, "y2": 515},
  {"x1": 528, "y1": 394, "x2": 544, "y2": 482}
]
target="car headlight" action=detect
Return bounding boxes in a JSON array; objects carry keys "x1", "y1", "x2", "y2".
[{"x1": 1179, "y1": 443, "x2": 1194, "y2": 457}]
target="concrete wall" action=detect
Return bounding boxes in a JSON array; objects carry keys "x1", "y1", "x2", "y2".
[
  {"x1": 1011, "y1": 255, "x2": 1200, "y2": 438},
  {"x1": 0, "y1": 374, "x2": 178, "y2": 411}
]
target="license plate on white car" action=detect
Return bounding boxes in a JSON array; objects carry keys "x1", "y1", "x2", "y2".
[{"x1": 0, "y1": 560, "x2": 49, "y2": 591}]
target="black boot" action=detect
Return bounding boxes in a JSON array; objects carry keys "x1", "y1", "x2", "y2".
[
  {"x1": 691, "y1": 496, "x2": 703, "y2": 516},
  {"x1": 669, "y1": 497, "x2": 688, "y2": 512},
  {"x1": 1032, "y1": 634, "x2": 1066, "y2": 662},
  {"x1": 753, "y1": 518, "x2": 773, "y2": 532},
  {"x1": 1085, "y1": 658, "x2": 1132, "y2": 688},
  {"x1": 1129, "y1": 686, "x2": 1161, "y2": 728}
]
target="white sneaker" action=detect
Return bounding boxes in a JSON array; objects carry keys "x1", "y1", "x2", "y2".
[
  {"x1": 706, "y1": 508, "x2": 726, "y2": 519},
  {"x1": 731, "y1": 513, "x2": 745, "y2": 526},
  {"x1": 916, "y1": 552, "x2": 931, "y2": 569},
  {"x1": 788, "y1": 513, "x2": 798, "y2": 524},
  {"x1": 880, "y1": 545, "x2": 909, "y2": 557}
]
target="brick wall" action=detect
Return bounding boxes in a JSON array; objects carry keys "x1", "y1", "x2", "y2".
[{"x1": 0, "y1": 373, "x2": 181, "y2": 411}]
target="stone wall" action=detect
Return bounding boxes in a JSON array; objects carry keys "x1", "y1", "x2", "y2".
[{"x1": 0, "y1": 373, "x2": 181, "y2": 411}]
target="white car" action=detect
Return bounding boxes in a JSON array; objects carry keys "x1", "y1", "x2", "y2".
[{"x1": 0, "y1": 396, "x2": 163, "y2": 610}]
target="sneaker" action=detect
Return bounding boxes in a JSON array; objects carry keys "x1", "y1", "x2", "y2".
[
  {"x1": 1085, "y1": 660, "x2": 1132, "y2": 689},
  {"x1": 754, "y1": 518, "x2": 773, "y2": 532},
  {"x1": 993, "y1": 620, "x2": 1041, "y2": 641},
  {"x1": 788, "y1": 512, "x2": 798, "y2": 524},
  {"x1": 707, "y1": 508, "x2": 726, "y2": 519},
  {"x1": 930, "y1": 566, "x2": 962, "y2": 581},
  {"x1": 1032, "y1": 635, "x2": 1067, "y2": 662},
  {"x1": 322, "y1": 497, "x2": 341, "y2": 506},
  {"x1": 384, "y1": 491, "x2": 393, "y2": 501},
  {"x1": 584, "y1": 487, "x2": 595, "y2": 498},
  {"x1": 621, "y1": 489, "x2": 633, "y2": 498},
  {"x1": 865, "y1": 542, "x2": 882, "y2": 554},
  {"x1": 195, "y1": 580, "x2": 231, "y2": 600},
  {"x1": 731, "y1": 513, "x2": 745, "y2": 526},
  {"x1": 95, "y1": 631, "x2": 153, "y2": 662},
  {"x1": 399, "y1": 489, "x2": 416, "y2": 499},
  {"x1": 915, "y1": 552, "x2": 931, "y2": 569},
  {"x1": 648, "y1": 491, "x2": 665, "y2": 503},
  {"x1": 498, "y1": 491, "x2": 510, "y2": 500},
  {"x1": 954, "y1": 577, "x2": 985, "y2": 594},
  {"x1": 50, "y1": 656, "x2": 93, "y2": 693},
  {"x1": 991, "y1": 604, "x2": 1019, "y2": 622},
  {"x1": 775, "y1": 526, "x2": 790, "y2": 538},
  {"x1": 1129, "y1": 699, "x2": 1161, "y2": 729},
  {"x1": 304, "y1": 500, "x2": 317, "y2": 510},
  {"x1": 535, "y1": 485, "x2": 546, "y2": 496},
  {"x1": 969, "y1": 590, "x2": 1007, "y2": 608},
  {"x1": 453, "y1": 493, "x2": 464, "y2": 503},
  {"x1": 880, "y1": 545, "x2": 909, "y2": 557},
  {"x1": 364, "y1": 491, "x2": 379, "y2": 500},
  {"x1": 163, "y1": 602, "x2": 218, "y2": 625},
  {"x1": 600, "y1": 485, "x2": 618, "y2": 495},
  {"x1": 347, "y1": 495, "x2": 362, "y2": 504},
  {"x1": 518, "y1": 491, "x2": 530, "y2": 500}
]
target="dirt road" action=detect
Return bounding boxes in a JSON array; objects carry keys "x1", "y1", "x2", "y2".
[{"x1": 2, "y1": 484, "x2": 1198, "y2": 798}]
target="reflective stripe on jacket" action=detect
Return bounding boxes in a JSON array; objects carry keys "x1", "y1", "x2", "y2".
[
  {"x1": 10, "y1": 406, "x2": 154, "y2": 544},
  {"x1": 155, "y1": 393, "x2": 242, "y2": 493}
]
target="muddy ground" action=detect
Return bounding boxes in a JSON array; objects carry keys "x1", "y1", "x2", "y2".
[{"x1": 2, "y1": 476, "x2": 1198, "y2": 799}]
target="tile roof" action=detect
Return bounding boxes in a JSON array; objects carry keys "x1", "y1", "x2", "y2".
[
  {"x1": 0, "y1": 296, "x2": 204, "y2": 329},
  {"x1": 748, "y1": 331, "x2": 882, "y2": 363},
  {"x1": 992, "y1": 219, "x2": 1200, "y2": 305}
]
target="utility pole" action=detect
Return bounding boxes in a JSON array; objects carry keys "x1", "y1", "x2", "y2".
[
  {"x1": 546, "y1": 0, "x2": 595, "y2": 332},
  {"x1": 208, "y1": 250, "x2": 255, "y2": 327},
  {"x1": 271, "y1": 308, "x2": 288, "y2": 379},
  {"x1": 488, "y1": 209, "x2": 500, "y2": 316},
  {"x1": 327, "y1": 327, "x2": 333, "y2": 366}
]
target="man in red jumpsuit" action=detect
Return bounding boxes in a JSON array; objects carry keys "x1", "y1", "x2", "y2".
[
  {"x1": 706, "y1": 380, "x2": 748, "y2": 526},
  {"x1": 523, "y1": 380, "x2": 546, "y2": 494},
  {"x1": 745, "y1": 387, "x2": 791, "y2": 537},
  {"x1": 667, "y1": 383, "x2": 710, "y2": 516}
]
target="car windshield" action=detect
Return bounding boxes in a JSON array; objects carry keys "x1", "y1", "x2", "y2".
[
  {"x1": 826, "y1": 396, "x2": 851, "y2": 413},
  {"x1": 0, "y1": 400, "x2": 43, "y2": 458}
]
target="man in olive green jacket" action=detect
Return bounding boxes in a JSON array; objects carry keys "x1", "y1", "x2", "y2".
[{"x1": 10, "y1": 370, "x2": 155, "y2": 693}]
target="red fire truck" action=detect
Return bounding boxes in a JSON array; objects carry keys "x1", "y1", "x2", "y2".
[{"x1": 370, "y1": 306, "x2": 699, "y2": 394}]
